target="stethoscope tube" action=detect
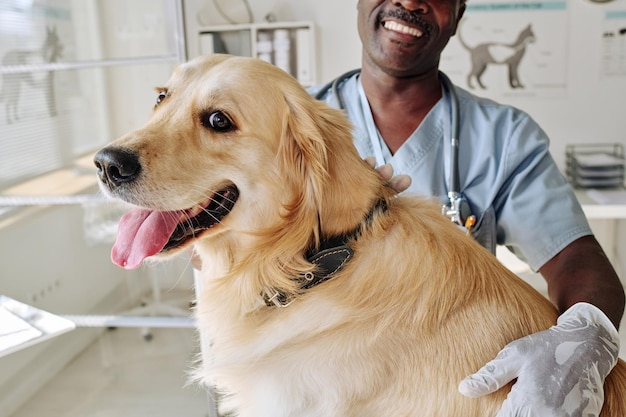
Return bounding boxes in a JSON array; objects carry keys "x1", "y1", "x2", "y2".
[
  {"x1": 439, "y1": 72, "x2": 460, "y2": 195},
  {"x1": 314, "y1": 68, "x2": 360, "y2": 110}
]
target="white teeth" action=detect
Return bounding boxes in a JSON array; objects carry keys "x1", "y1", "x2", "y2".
[
  {"x1": 384, "y1": 21, "x2": 423, "y2": 38},
  {"x1": 188, "y1": 200, "x2": 209, "y2": 218}
]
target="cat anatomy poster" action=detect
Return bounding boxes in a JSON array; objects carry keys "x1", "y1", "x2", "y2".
[{"x1": 441, "y1": 0, "x2": 569, "y2": 99}]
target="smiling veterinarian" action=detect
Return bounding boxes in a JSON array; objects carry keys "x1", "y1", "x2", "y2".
[{"x1": 312, "y1": 0, "x2": 625, "y2": 415}]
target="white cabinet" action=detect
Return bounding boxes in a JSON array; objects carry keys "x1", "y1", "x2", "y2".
[{"x1": 185, "y1": 21, "x2": 316, "y2": 86}]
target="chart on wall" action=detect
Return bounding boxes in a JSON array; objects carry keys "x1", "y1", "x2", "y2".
[
  {"x1": 441, "y1": 1, "x2": 569, "y2": 99},
  {"x1": 601, "y1": 10, "x2": 626, "y2": 78}
]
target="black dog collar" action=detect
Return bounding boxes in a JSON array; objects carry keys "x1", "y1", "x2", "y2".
[{"x1": 263, "y1": 198, "x2": 387, "y2": 307}]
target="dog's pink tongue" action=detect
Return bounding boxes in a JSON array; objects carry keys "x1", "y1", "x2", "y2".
[{"x1": 112, "y1": 208, "x2": 182, "y2": 269}]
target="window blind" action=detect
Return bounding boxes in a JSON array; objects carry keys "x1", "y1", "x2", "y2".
[{"x1": 0, "y1": 0, "x2": 185, "y2": 193}]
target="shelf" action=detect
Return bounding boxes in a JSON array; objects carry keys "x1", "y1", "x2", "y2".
[{"x1": 185, "y1": 21, "x2": 316, "y2": 86}]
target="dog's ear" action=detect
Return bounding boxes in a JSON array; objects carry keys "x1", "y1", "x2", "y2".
[
  {"x1": 277, "y1": 87, "x2": 379, "y2": 240},
  {"x1": 232, "y1": 78, "x2": 381, "y2": 302},
  {"x1": 276, "y1": 89, "x2": 336, "y2": 241},
  {"x1": 226, "y1": 88, "x2": 338, "y2": 302}
]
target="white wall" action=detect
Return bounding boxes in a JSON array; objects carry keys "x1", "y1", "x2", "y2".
[{"x1": 0, "y1": 203, "x2": 141, "y2": 416}]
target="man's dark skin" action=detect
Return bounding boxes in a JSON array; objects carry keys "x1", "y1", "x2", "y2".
[{"x1": 356, "y1": 0, "x2": 624, "y2": 328}]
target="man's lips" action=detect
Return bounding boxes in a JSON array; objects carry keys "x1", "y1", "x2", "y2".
[{"x1": 383, "y1": 20, "x2": 424, "y2": 38}]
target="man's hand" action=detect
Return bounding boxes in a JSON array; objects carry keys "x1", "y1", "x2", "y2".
[
  {"x1": 458, "y1": 302, "x2": 620, "y2": 416},
  {"x1": 364, "y1": 156, "x2": 411, "y2": 193}
]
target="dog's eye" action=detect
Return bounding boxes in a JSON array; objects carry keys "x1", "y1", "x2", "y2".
[
  {"x1": 201, "y1": 111, "x2": 235, "y2": 132},
  {"x1": 155, "y1": 91, "x2": 167, "y2": 106}
]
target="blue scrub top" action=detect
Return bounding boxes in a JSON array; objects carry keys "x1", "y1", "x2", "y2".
[{"x1": 312, "y1": 72, "x2": 591, "y2": 271}]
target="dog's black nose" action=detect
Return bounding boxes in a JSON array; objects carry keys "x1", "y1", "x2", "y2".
[{"x1": 94, "y1": 147, "x2": 141, "y2": 188}]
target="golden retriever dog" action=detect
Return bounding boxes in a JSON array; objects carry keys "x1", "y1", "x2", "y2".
[{"x1": 94, "y1": 54, "x2": 626, "y2": 416}]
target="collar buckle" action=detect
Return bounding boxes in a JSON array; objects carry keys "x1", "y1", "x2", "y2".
[{"x1": 264, "y1": 289, "x2": 294, "y2": 308}]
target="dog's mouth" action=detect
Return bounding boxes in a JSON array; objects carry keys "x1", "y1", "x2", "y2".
[{"x1": 111, "y1": 185, "x2": 239, "y2": 269}]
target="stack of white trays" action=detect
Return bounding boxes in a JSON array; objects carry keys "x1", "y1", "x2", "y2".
[{"x1": 566, "y1": 143, "x2": 624, "y2": 189}]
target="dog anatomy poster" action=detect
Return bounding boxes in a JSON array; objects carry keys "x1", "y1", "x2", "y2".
[{"x1": 441, "y1": 0, "x2": 569, "y2": 99}]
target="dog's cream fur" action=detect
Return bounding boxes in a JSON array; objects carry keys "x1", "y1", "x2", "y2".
[{"x1": 98, "y1": 54, "x2": 626, "y2": 416}]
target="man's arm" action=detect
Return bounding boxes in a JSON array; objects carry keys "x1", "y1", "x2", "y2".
[{"x1": 540, "y1": 235, "x2": 625, "y2": 328}]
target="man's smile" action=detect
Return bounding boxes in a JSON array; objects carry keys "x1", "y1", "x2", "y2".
[{"x1": 383, "y1": 20, "x2": 424, "y2": 38}]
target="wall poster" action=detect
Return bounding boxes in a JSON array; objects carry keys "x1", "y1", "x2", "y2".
[
  {"x1": 601, "y1": 10, "x2": 626, "y2": 78},
  {"x1": 441, "y1": 1, "x2": 569, "y2": 99}
]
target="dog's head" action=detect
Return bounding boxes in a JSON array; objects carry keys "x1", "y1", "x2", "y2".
[{"x1": 94, "y1": 54, "x2": 383, "y2": 271}]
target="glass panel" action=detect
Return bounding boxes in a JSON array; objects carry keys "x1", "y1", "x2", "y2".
[
  {"x1": 0, "y1": 0, "x2": 181, "y2": 192},
  {"x1": 0, "y1": 62, "x2": 176, "y2": 190}
]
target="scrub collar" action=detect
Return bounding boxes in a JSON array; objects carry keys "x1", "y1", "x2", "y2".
[{"x1": 355, "y1": 77, "x2": 450, "y2": 174}]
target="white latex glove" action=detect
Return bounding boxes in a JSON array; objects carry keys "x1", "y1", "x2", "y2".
[{"x1": 458, "y1": 302, "x2": 620, "y2": 417}]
